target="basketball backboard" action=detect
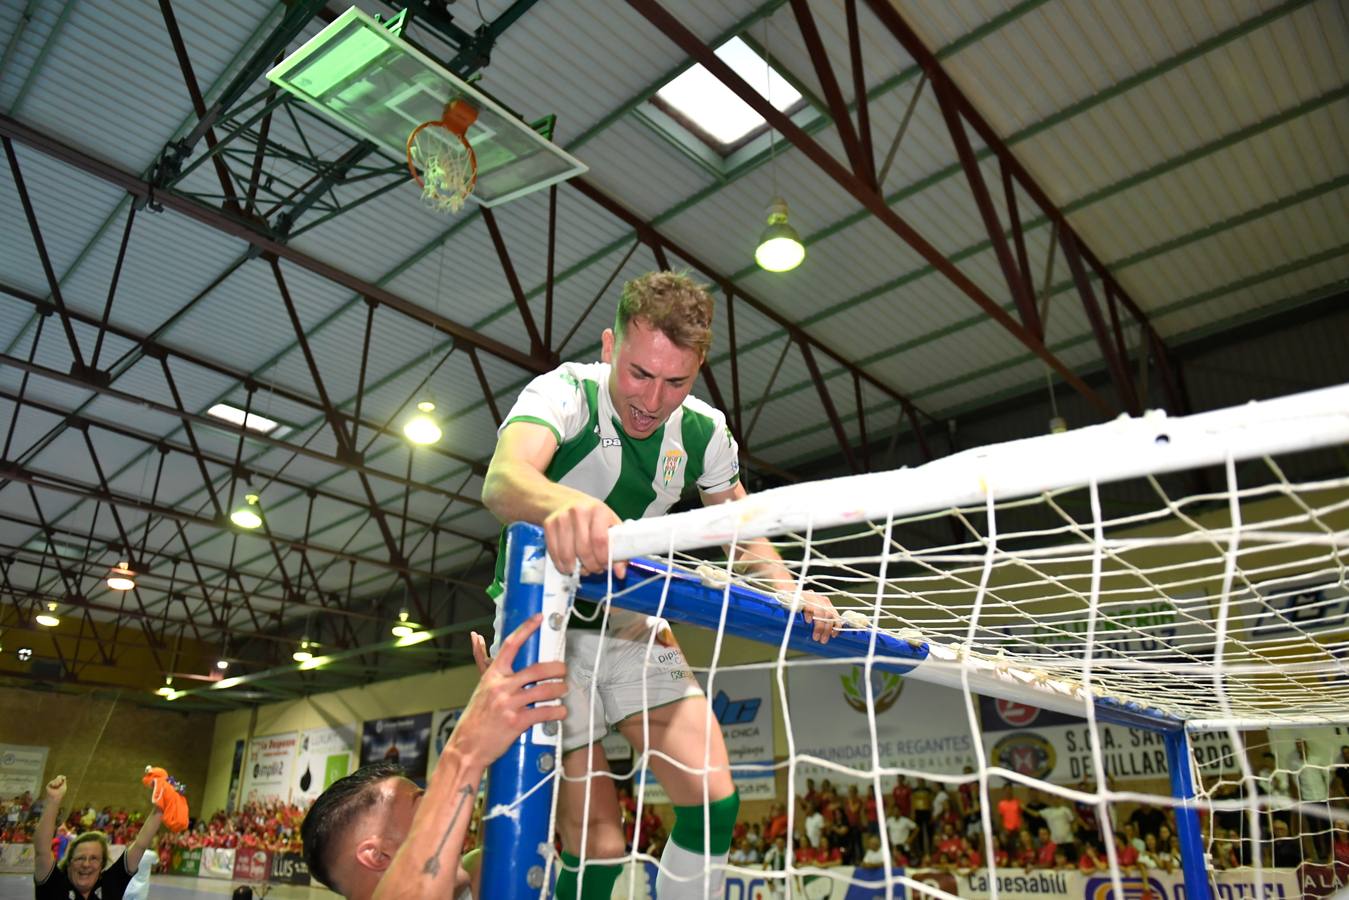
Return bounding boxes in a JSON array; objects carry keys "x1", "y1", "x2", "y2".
[{"x1": 266, "y1": 7, "x2": 587, "y2": 208}]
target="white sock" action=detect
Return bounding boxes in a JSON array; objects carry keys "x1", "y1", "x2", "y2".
[{"x1": 656, "y1": 838, "x2": 728, "y2": 899}]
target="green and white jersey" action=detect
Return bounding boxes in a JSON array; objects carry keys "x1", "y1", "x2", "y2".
[{"x1": 488, "y1": 361, "x2": 740, "y2": 606}]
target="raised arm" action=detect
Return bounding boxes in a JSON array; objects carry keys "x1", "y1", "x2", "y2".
[
  {"x1": 124, "y1": 806, "x2": 163, "y2": 874},
  {"x1": 482, "y1": 422, "x2": 626, "y2": 578},
  {"x1": 372, "y1": 615, "x2": 567, "y2": 900},
  {"x1": 33, "y1": 775, "x2": 66, "y2": 880}
]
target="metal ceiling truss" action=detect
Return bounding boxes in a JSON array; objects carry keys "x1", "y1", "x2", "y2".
[
  {"x1": 625, "y1": 0, "x2": 1188, "y2": 422},
  {"x1": 0, "y1": 0, "x2": 1199, "y2": 702}
]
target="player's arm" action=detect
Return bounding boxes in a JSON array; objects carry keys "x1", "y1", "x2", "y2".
[
  {"x1": 482, "y1": 422, "x2": 626, "y2": 578},
  {"x1": 124, "y1": 806, "x2": 163, "y2": 873},
  {"x1": 701, "y1": 481, "x2": 840, "y2": 643},
  {"x1": 373, "y1": 615, "x2": 566, "y2": 900},
  {"x1": 33, "y1": 775, "x2": 65, "y2": 880}
]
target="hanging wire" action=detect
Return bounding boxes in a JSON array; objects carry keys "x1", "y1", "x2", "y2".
[{"x1": 764, "y1": 15, "x2": 779, "y2": 195}]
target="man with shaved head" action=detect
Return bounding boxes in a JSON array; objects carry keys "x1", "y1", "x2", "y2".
[{"x1": 301, "y1": 615, "x2": 565, "y2": 899}]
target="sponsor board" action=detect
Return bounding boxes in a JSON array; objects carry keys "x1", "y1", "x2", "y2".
[
  {"x1": 0, "y1": 843, "x2": 35, "y2": 874},
  {"x1": 787, "y1": 662, "x2": 975, "y2": 789},
  {"x1": 271, "y1": 850, "x2": 311, "y2": 886},
  {"x1": 294, "y1": 724, "x2": 357, "y2": 805},
  {"x1": 170, "y1": 846, "x2": 202, "y2": 876},
  {"x1": 979, "y1": 696, "x2": 1241, "y2": 783},
  {"x1": 241, "y1": 732, "x2": 299, "y2": 803},
  {"x1": 361, "y1": 713, "x2": 432, "y2": 781},
  {"x1": 0, "y1": 743, "x2": 48, "y2": 798},
  {"x1": 640, "y1": 668, "x2": 776, "y2": 804},
  {"x1": 233, "y1": 847, "x2": 271, "y2": 882},
  {"x1": 200, "y1": 847, "x2": 236, "y2": 879}
]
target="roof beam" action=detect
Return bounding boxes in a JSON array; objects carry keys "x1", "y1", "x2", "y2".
[{"x1": 625, "y1": 0, "x2": 1113, "y2": 417}]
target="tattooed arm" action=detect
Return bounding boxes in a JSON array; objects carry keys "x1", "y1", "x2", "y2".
[{"x1": 372, "y1": 614, "x2": 566, "y2": 900}]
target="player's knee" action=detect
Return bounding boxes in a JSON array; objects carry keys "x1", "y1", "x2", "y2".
[{"x1": 560, "y1": 813, "x2": 626, "y2": 860}]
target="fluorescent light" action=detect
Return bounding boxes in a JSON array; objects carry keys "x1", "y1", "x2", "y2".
[
  {"x1": 207, "y1": 404, "x2": 288, "y2": 437},
  {"x1": 655, "y1": 37, "x2": 802, "y2": 145}
]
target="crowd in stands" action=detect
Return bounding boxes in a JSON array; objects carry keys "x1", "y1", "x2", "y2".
[
  {"x1": 6, "y1": 746, "x2": 1347, "y2": 881},
  {"x1": 153, "y1": 799, "x2": 307, "y2": 865}
]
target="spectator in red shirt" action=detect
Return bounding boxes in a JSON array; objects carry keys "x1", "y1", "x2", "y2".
[
  {"x1": 1014, "y1": 829, "x2": 1037, "y2": 868},
  {"x1": 765, "y1": 803, "x2": 789, "y2": 843},
  {"x1": 892, "y1": 777, "x2": 912, "y2": 819},
  {"x1": 1113, "y1": 832, "x2": 1139, "y2": 869},
  {"x1": 935, "y1": 822, "x2": 963, "y2": 859},
  {"x1": 1034, "y1": 827, "x2": 1057, "y2": 868},
  {"x1": 1078, "y1": 841, "x2": 1105, "y2": 873}
]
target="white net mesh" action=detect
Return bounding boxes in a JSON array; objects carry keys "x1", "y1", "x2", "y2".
[
  {"x1": 410, "y1": 125, "x2": 476, "y2": 213},
  {"x1": 499, "y1": 387, "x2": 1349, "y2": 898}
]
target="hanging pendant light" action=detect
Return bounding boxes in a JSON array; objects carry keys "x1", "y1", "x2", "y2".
[
  {"x1": 292, "y1": 638, "x2": 315, "y2": 663},
  {"x1": 107, "y1": 561, "x2": 136, "y2": 591},
  {"x1": 755, "y1": 197, "x2": 805, "y2": 272},
  {"x1": 35, "y1": 601, "x2": 60, "y2": 628},
  {"x1": 230, "y1": 493, "x2": 263, "y2": 529},
  {"x1": 390, "y1": 608, "x2": 420, "y2": 639},
  {"x1": 403, "y1": 400, "x2": 443, "y2": 445}
]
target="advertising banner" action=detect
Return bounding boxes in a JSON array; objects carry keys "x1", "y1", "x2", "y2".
[
  {"x1": 226, "y1": 739, "x2": 244, "y2": 814},
  {"x1": 0, "y1": 843, "x2": 35, "y2": 874},
  {"x1": 199, "y1": 847, "x2": 235, "y2": 879},
  {"x1": 294, "y1": 725, "x2": 357, "y2": 805},
  {"x1": 601, "y1": 864, "x2": 1306, "y2": 898},
  {"x1": 170, "y1": 846, "x2": 202, "y2": 876},
  {"x1": 241, "y1": 732, "x2": 299, "y2": 804},
  {"x1": 0, "y1": 743, "x2": 48, "y2": 798},
  {"x1": 426, "y1": 708, "x2": 464, "y2": 779},
  {"x1": 978, "y1": 696, "x2": 1241, "y2": 783},
  {"x1": 232, "y1": 847, "x2": 272, "y2": 882},
  {"x1": 361, "y1": 713, "x2": 432, "y2": 781},
  {"x1": 271, "y1": 850, "x2": 312, "y2": 886},
  {"x1": 786, "y1": 662, "x2": 975, "y2": 790},
  {"x1": 639, "y1": 668, "x2": 777, "y2": 804}
]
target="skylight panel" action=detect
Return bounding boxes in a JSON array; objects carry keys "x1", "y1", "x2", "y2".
[
  {"x1": 654, "y1": 37, "x2": 801, "y2": 146},
  {"x1": 207, "y1": 403, "x2": 288, "y2": 437}
]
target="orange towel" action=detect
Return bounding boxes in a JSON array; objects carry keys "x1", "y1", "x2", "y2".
[{"x1": 142, "y1": 766, "x2": 189, "y2": 833}]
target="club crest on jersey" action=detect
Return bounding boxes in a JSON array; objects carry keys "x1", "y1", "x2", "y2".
[{"x1": 661, "y1": 450, "x2": 683, "y2": 487}]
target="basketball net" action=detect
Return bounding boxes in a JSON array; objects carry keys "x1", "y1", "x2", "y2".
[{"x1": 407, "y1": 99, "x2": 479, "y2": 213}]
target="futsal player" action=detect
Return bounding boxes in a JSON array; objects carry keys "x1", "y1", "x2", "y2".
[
  {"x1": 300, "y1": 614, "x2": 566, "y2": 900},
  {"x1": 481, "y1": 270, "x2": 840, "y2": 899}
]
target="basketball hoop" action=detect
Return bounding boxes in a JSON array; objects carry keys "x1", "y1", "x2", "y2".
[{"x1": 407, "y1": 98, "x2": 479, "y2": 213}]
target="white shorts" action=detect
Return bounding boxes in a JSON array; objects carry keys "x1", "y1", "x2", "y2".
[{"x1": 561, "y1": 610, "x2": 703, "y2": 754}]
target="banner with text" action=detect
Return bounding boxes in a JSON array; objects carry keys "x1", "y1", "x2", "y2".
[
  {"x1": 361, "y1": 713, "x2": 432, "y2": 781},
  {"x1": 786, "y1": 663, "x2": 976, "y2": 790},
  {"x1": 169, "y1": 847, "x2": 202, "y2": 876},
  {"x1": 270, "y1": 850, "x2": 311, "y2": 886},
  {"x1": 0, "y1": 743, "x2": 48, "y2": 798},
  {"x1": 241, "y1": 732, "x2": 299, "y2": 804},
  {"x1": 0, "y1": 843, "x2": 34, "y2": 874},
  {"x1": 233, "y1": 848, "x2": 271, "y2": 882},
  {"x1": 639, "y1": 667, "x2": 776, "y2": 804},
  {"x1": 426, "y1": 708, "x2": 463, "y2": 779},
  {"x1": 978, "y1": 696, "x2": 1241, "y2": 783},
  {"x1": 294, "y1": 725, "x2": 357, "y2": 805},
  {"x1": 199, "y1": 847, "x2": 235, "y2": 879}
]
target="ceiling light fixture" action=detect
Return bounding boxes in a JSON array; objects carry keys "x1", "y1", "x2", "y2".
[
  {"x1": 107, "y1": 561, "x2": 136, "y2": 591},
  {"x1": 216, "y1": 658, "x2": 230, "y2": 671},
  {"x1": 156, "y1": 676, "x2": 175, "y2": 697},
  {"x1": 18, "y1": 647, "x2": 32, "y2": 662},
  {"x1": 230, "y1": 494, "x2": 264, "y2": 529},
  {"x1": 403, "y1": 400, "x2": 442, "y2": 445},
  {"x1": 390, "y1": 608, "x2": 419, "y2": 639},
  {"x1": 35, "y1": 601, "x2": 60, "y2": 628},
  {"x1": 292, "y1": 639, "x2": 315, "y2": 663},
  {"x1": 755, "y1": 197, "x2": 805, "y2": 272}
]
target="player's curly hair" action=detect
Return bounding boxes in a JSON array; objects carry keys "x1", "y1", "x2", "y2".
[{"x1": 616, "y1": 270, "x2": 714, "y2": 357}]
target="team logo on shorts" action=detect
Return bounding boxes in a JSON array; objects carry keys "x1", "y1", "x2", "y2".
[{"x1": 661, "y1": 450, "x2": 683, "y2": 487}]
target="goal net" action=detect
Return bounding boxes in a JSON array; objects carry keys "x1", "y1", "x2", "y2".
[{"x1": 481, "y1": 384, "x2": 1349, "y2": 900}]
